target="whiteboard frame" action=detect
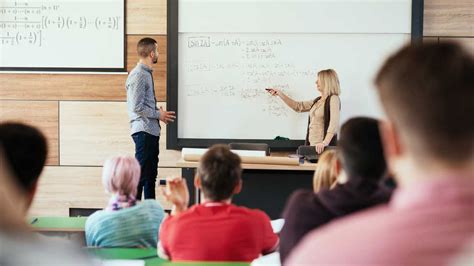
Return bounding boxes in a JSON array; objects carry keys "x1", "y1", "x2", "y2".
[
  {"x1": 167, "y1": 0, "x2": 424, "y2": 150},
  {"x1": 0, "y1": 0, "x2": 127, "y2": 73}
]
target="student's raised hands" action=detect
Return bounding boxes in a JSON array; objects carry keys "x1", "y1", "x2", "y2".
[{"x1": 160, "y1": 177, "x2": 190, "y2": 215}]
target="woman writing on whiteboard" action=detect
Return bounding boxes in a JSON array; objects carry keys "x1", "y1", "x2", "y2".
[{"x1": 266, "y1": 69, "x2": 341, "y2": 154}]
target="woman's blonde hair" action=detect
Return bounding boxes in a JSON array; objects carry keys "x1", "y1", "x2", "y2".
[
  {"x1": 318, "y1": 69, "x2": 341, "y2": 96},
  {"x1": 313, "y1": 149, "x2": 338, "y2": 192}
]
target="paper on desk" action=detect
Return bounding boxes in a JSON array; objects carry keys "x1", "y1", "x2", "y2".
[
  {"x1": 251, "y1": 252, "x2": 281, "y2": 266},
  {"x1": 101, "y1": 260, "x2": 145, "y2": 266},
  {"x1": 182, "y1": 148, "x2": 266, "y2": 158},
  {"x1": 271, "y1": 219, "x2": 285, "y2": 233}
]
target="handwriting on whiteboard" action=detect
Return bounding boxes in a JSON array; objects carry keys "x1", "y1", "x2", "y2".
[{"x1": 183, "y1": 36, "x2": 316, "y2": 117}]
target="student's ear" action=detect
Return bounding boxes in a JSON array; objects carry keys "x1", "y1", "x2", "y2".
[
  {"x1": 379, "y1": 120, "x2": 402, "y2": 156},
  {"x1": 232, "y1": 180, "x2": 243, "y2": 195},
  {"x1": 335, "y1": 158, "x2": 342, "y2": 176},
  {"x1": 25, "y1": 181, "x2": 38, "y2": 212},
  {"x1": 194, "y1": 174, "x2": 202, "y2": 189},
  {"x1": 379, "y1": 120, "x2": 403, "y2": 171}
]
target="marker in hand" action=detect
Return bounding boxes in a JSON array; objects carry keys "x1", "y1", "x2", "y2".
[{"x1": 265, "y1": 88, "x2": 278, "y2": 96}]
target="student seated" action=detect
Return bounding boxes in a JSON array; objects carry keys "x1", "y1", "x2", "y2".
[
  {"x1": 0, "y1": 122, "x2": 48, "y2": 219},
  {"x1": 158, "y1": 145, "x2": 279, "y2": 262},
  {"x1": 279, "y1": 117, "x2": 393, "y2": 262},
  {"x1": 287, "y1": 42, "x2": 474, "y2": 265},
  {"x1": 313, "y1": 149, "x2": 338, "y2": 192},
  {"x1": 85, "y1": 156, "x2": 165, "y2": 247},
  {"x1": 0, "y1": 127, "x2": 95, "y2": 265}
]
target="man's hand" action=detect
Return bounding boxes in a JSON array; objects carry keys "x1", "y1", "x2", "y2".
[
  {"x1": 160, "y1": 177, "x2": 189, "y2": 215},
  {"x1": 159, "y1": 107, "x2": 176, "y2": 124}
]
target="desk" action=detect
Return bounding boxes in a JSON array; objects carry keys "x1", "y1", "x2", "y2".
[
  {"x1": 88, "y1": 248, "x2": 158, "y2": 260},
  {"x1": 30, "y1": 217, "x2": 87, "y2": 245},
  {"x1": 87, "y1": 248, "x2": 250, "y2": 266},
  {"x1": 177, "y1": 159, "x2": 317, "y2": 219}
]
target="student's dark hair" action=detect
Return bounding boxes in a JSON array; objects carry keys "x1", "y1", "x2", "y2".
[
  {"x1": 0, "y1": 122, "x2": 47, "y2": 193},
  {"x1": 375, "y1": 42, "x2": 474, "y2": 163},
  {"x1": 338, "y1": 117, "x2": 386, "y2": 181},
  {"x1": 137, "y1": 37, "x2": 157, "y2": 58},
  {"x1": 197, "y1": 145, "x2": 242, "y2": 201}
]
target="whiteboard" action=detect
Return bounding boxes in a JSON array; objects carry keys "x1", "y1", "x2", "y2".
[
  {"x1": 168, "y1": 0, "x2": 420, "y2": 148},
  {"x1": 178, "y1": 33, "x2": 410, "y2": 139},
  {"x1": 179, "y1": 0, "x2": 411, "y2": 34},
  {"x1": 0, "y1": 0, "x2": 125, "y2": 71}
]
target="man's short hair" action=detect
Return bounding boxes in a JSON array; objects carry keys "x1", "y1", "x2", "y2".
[
  {"x1": 375, "y1": 42, "x2": 473, "y2": 163},
  {"x1": 137, "y1": 37, "x2": 157, "y2": 58},
  {"x1": 338, "y1": 117, "x2": 387, "y2": 181},
  {"x1": 197, "y1": 145, "x2": 242, "y2": 201},
  {"x1": 0, "y1": 122, "x2": 47, "y2": 193}
]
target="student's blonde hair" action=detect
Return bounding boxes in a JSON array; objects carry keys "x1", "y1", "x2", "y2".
[
  {"x1": 318, "y1": 69, "x2": 341, "y2": 96},
  {"x1": 313, "y1": 149, "x2": 338, "y2": 192}
]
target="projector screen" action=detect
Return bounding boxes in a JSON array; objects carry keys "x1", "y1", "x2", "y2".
[
  {"x1": 0, "y1": 0, "x2": 125, "y2": 72},
  {"x1": 167, "y1": 0, "x2": 423, "y2": 149}
]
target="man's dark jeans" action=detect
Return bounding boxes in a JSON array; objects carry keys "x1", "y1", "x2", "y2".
[{"x1": 132, "y1": 131, "x2": 159, "y2": 200}]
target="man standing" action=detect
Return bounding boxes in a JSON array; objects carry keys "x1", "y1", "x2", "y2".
[{"x1": 126, "y1": 38, "x2": 175, "y2": 200}]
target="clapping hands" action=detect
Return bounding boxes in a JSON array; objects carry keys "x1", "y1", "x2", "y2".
[{"x1": 160, "y1": 177, "x2": 190, "y2": 215}]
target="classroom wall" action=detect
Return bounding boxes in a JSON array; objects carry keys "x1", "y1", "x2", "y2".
[
  {"x1": 423, "y1": 0, "x2": 474, "y2": 52},
  {"x1": 0, "y1": 0, "x2": 472, "y2": 216}
]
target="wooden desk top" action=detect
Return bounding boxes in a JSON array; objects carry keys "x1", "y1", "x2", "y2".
[{"x1": 176, "y1": 159, "x2": 317, "y2": 171}]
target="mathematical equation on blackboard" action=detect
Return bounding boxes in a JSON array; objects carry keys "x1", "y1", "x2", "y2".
[{"x1": 0, "y1": 1, "x2": 122, "y2": 47}]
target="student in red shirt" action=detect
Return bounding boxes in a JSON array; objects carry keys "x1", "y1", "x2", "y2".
[{"x1": 158, "y1": 145, "x2": 279, "y2": 262}]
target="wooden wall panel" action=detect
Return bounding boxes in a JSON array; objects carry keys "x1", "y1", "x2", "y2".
[
  {"x1": 60, "y1": 101, "x2": 180, "y2": 166},
  {"x1": 423, "y1": 37, "x2": 439, "y2": 43},
  {"x1": 424, "y1": 0, "x2": 474, "y2": 37},
  {"x1": 29, "y1": 166, "x2": 178, "y2": 217},
  {"x1": 30, "y1": 167, "x2": 105, "y2": 216},
  {"x1": 127, "y1": 0, "x2": 167, "y2": 35},
  {"x1": 0, "y1": 101, "x2": 59, "y2": 165},
  {"x1": 0, "y1": 36, "x2": 166, "y2": 101},
  {"x1": 60, "y1": 101, "x2": 133, "y2": 166},
  {"x1": 440, "y1": 37, "x2": 474, "y2": 55}
]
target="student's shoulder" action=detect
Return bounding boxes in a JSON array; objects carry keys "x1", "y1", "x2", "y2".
[
  {"x1": 85, "y1": 209, "x2": 110, "y2": 228},
  {"x1": 162, "y1": 205, "x2": 201, "y2": 223},
  {"x1": 286, "y1": 189, "x2": 318, "y2": 208},
  {"x1": 126, "y1": 200, "x2": 165, "y2": 218},
  {"x1": 86, "y1": 209, "x2": 106, "y2": 219},
  {"x1": 140, "y1": 199, "x2": 165, "y2": 210},
  {"x1": 128, "y1": 67, "x2": 149, "y2": 81},
  {"x1": 298, "y1": 205, "x2": 393, "y2": 249},
  {"x1": 284, "y1": 189, "x2": 320, "y2": 214},
  {"x1": 288, "y1": 189, "x2": 317, "y2": 202},
  {"x1": 231, "y1": 204, "x2": 272, "y2": 222}
]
